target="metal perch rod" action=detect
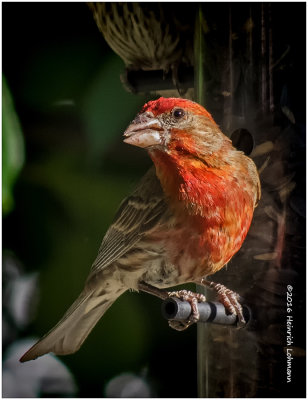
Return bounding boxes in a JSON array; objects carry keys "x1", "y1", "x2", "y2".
[{"x1": 161, "y1": 298, "x2": 251, "y2": 326}]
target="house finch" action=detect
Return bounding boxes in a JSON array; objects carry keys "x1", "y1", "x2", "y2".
[
  {"x1": 88, "y1": 3, "x2": 195, "y2": 96},
  {"x1": 88, "y1": 3, "x2": 184, "y2": 70},
  {"x1": 20, "y1": 97, "x2": 260, "y2": 362}
]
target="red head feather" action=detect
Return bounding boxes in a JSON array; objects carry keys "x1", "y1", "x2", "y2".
[{"x1": 141, "y1": 97, "x2": 216, "y2": 124}]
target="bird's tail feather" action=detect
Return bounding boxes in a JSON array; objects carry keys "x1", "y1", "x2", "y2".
[{"x1": 20, "y1": 287, "x2": 124, "y2": 362}]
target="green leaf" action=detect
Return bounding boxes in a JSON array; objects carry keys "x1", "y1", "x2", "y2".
[{"x1": 2, "y1": 75, "x2": 25, "y2": 215}]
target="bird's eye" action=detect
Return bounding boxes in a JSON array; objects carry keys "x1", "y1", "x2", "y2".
[{"x1": 172, "y1": 108, "x2": 185, "y2": 119}]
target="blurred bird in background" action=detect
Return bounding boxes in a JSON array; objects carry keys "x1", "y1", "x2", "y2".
[{"x1": 88, "y1": 2, "x2": 195, "y2": 96}]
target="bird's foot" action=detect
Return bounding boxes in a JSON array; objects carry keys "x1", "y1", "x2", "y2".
[
  {"x1": 167, "y1": 290, "x2": 206, "y2": 331},
  {"x1": 201, "y1": 279, "x2": 246, "y2": 327}
]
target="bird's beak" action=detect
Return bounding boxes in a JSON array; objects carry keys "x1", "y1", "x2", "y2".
[{"x1": 123, "y1": 113, "x2": 164, "y2": 148}]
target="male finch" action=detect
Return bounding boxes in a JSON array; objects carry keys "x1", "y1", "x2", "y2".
[{"x1": 20, "y1": 97, "x2": 260, "y2": 362}]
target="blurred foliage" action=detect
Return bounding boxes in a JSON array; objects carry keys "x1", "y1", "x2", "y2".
[
  {"x1": 2, "y1": 76, "x2": 25, "y2": 215},
  {"x1": 3, "y1": 338, "x2": 77, "y2": 397}
]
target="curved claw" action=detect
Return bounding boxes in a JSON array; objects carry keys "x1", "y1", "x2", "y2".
[
  {"x1": 201, "y1": 279, "x2": 246, "y2": 328},
  {"x1": 167, "y1": 290, "x2": 206, "y2": 331},
  {"x1": 168, "y1": 320, "x2": 193, "y2": 331}
]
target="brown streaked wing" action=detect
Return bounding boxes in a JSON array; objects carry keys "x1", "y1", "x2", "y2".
[{"x1": 89, "y1": 167, "x2": 167, "y2": 274}]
